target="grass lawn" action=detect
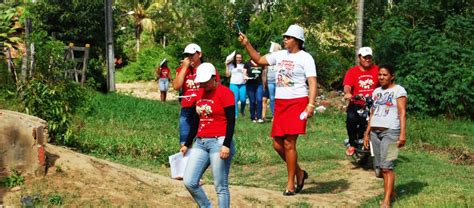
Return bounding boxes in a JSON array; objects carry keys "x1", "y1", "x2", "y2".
[{"x1": 70, "y1": 92, "x2": 473, "y2": 206}]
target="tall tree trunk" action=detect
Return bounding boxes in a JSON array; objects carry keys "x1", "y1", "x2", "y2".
[{"x1": 355, "y1": 0, "x2": 364, "y2": 64}]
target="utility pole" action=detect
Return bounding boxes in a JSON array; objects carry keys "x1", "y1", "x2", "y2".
[
  {"x1": 105, "y1": 0, "x2": 115, "y2": 92},
  {"x1": 355, "y1": 0, "x2": 364, "y2": 65}
]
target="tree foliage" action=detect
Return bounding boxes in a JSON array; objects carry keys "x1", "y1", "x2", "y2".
[{"x1": 365, "y1": 0, "x2": 474, "y2": 117}]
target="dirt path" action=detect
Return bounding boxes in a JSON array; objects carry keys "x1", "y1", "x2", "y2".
[
  {"x1": 2, "y1": 145, "x2": 381, "y2": 207},
  {"x1": 116, "y1": 81, "x2": 178, "y2": 101}
]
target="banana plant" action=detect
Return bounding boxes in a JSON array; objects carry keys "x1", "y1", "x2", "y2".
[{"x1": 0, "y1": 6, "x2": 23, "y2": 49}]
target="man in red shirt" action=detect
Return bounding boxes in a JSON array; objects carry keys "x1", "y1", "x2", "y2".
[{"x1": 343, "y1": 47, "x2": 379, "y2": 156}]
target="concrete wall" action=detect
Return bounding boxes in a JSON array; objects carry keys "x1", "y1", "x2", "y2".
[{"x1": 0, "y1": 110, "x2": 48, "y2": 177}]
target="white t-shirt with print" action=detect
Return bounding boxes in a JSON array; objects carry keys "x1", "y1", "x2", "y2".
[
  {"x1": 370, "y1": 85, "x2": 407, "y2": 129},
  {"x1": 265, "y1": 50, "x2": 317, "y2": 99},
  {"x1": 228, "y1": 63, "x2": 246, "y2": 85}
]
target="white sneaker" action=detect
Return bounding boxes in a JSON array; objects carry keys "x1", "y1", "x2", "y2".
[
  {"x1": 257, "y1": 119, "x2": 264, "y2": 123},
  {"x1": 252, "y1": 120, "x2": 257, "y2": 123}
]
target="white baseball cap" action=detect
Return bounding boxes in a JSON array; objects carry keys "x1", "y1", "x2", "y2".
[
  {"x1": 183, "y1": 43, "x2": 202, "y2": 54},
  {"x1": 194, "y1": 63, "x2": 216, "y2": 83},
  {"x1": 283, "y1": 24, "x2": 305, "y2": 42},
  {"x1": 358, "y1": 47, "x2": 373, "y2": 56}
]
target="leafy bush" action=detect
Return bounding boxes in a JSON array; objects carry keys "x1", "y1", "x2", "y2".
[
  {"x1": 2, "y1": 169, "x2": 25, "y2": 188},
  {"x1": 366, "y1": 0, "x2": 474, "y2": 118},
  {"x1": 17, "y1": 30, "x2": 90, "y2": 144},
  {"x1": 118, "y1": 46, "x2": 178, "y2": 82}
]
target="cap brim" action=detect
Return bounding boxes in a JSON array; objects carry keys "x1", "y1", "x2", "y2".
[{"x1": 194, "y1": 74, "x2": 212, "y2": 83}]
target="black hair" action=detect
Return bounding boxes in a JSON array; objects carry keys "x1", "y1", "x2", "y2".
[
  {"x1": 232, "y1": 52, "x2": 241, "y2": 68},
  {"x1": 295, "y1": 39, "x2": 305, "y2": 51},
  {"x1": 379, "y1": 64, "x2": 395, "y2": 76}
]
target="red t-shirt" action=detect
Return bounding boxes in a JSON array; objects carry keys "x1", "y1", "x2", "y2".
[
  {"x1": 176, "y1": 66, "x2": 221, "y2": 107},
  {"x1": 343, "y1": 65, "x2": 379, "y2": 105},
  {"x1": 159, "y1": 67, "x2": 170, "y2": 78},
  {"x1": 195, "y1": 85, "x2": 235, "y2": 137}
]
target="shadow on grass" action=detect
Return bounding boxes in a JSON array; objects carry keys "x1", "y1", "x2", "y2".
[
  {"x1": 301, "y1": 179, "x2": 349, "y2": 194},
  {"x1": 396, "y1": 181, "x2": 428, "y2": 198}
]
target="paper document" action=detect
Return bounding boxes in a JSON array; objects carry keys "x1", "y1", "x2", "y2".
[
  {"x1": 225, "y1": 51, "x2": 236, "y2": 64},
  {"x1": 160, "y1": 58, "x2": 167, "y2": 67},
  {"x1": 169, "y1": 152, "x2": 190, "y2": 179},
  {"x1": 269, "y1": 41, "x2": 282, "y2": 53}
]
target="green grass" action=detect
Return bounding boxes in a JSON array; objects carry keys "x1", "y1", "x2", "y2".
[{"x1": 1, "y1": 89, "x2": 472, "y2": 206}]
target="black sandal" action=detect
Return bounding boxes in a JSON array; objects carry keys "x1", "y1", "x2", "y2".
[
  {"x1": 283, "y1": 190, "x2": 296, "y2": 196},
  {"x1": 295, "y1": 170, "x2": 308, "y2": 193}
]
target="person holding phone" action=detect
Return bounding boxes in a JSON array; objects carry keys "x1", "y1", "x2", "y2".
[
  {"x1": 364, "y1": 64, "x2": 407, "y2": 208},
  {"x1": 181, "y1": 63, "x2": 236, "y2": 208},
  {"x1": 239, "y1": 24, "x2": 317, "y2": 195}
]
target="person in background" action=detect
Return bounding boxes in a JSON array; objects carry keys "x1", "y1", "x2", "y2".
[
  {"x1": 244, "y1": 58, "x2": 266, "y2": 123},
  {"x1": 262, "y1": 80, "x2": 269, "y2": 121},
  {"x1": 181, "y1": 63, "x2": 236, "y2": 208},
  {"x1": 173, "y1": 43, "x2": 220, "y2": 147},
  {"x1": 364, "y1": 64, "x2": 407, "y2": 208},
  {"x1": 343, "y1": 47, "x2": 379, "y2": 156},
  {"x1": 156, "y1": 60, "x2": 172, "y2": 102},
  {"x1": 225, "y1": 52, "x2": 247, "y2": 118},
  {"x1": 239, "y1": 24, "x2": 317, "y2": 195},
  {"x1": 265, "y1": 43, "x2": 282, "y2": 119}
]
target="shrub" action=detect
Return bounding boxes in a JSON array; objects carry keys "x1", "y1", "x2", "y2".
[
  {"x1": 366, "y1": 1, "x2": 474, "y2": 118},
  {"x1": 118, "y1": 46, "x2": 178, "y2": 82},
  {"x1": 18, "y1": 30, "x2": 90, "y2": 144}
]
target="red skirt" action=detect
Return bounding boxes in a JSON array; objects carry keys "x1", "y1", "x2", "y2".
[{"x1": 271, "y1": 97, "x2": 309, "y2": 137}]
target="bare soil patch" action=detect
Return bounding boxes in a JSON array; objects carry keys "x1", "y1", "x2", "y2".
[
  {"x1": 2, "y1": 145, "x2": 382, "y2": 207},
  {"x1": 116, "y1": 81, "x2": 178, "y2": 101}
]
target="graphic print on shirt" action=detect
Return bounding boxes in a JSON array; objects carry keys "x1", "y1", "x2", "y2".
[
  {"x1": 185, "y1": 73, "x2": 199, "y2": 90},
  {"x1": 249, "y1": 66, "x2": 261, "y2": 80},
  {"x1": 276, "y1": 60, "x2": 295, "y2": 87},
  {"x1": 357, "y1": 75, "x2": 376, "y2": 96},
  {"x1": 373, "y1": 91, "x2": 395, "y2": 117},
  {"x1": 196, "y1": 99, "x2": 214, "y2": 133}
]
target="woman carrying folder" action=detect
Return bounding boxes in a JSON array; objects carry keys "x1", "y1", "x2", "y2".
[
  {"x1": 364, "y1": 64, "x2": 407, "y2": 208},
  {"x1": 181, "y1": 63, "x2": 236, "y2": 208}
]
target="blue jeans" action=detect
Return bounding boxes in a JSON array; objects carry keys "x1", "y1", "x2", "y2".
[
  {"x1": 183, "y1": 137, "x2": 236, "y2": 208},
  {"x1": 229, "y1": 84, "x2": 246, "y2": 118},
  {"x1": 179, "y1": 107, "x2": 197, "y2": 145},
  {"x1": 247, "y1": 83, "x2": 263, "y2": 120},
  {"x1": 267, "y1": 83, "x2": 276, "y2": 115}
]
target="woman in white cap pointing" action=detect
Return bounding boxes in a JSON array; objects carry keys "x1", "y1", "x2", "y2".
[
  {"x1": 239, "y1": 24, "x2": 317, "y2": 195},
  {"x1": 181, "y1": 62, "x2": 236, "y2": 207}
]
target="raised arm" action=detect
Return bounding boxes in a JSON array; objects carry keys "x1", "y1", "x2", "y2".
[
  {"x1": 172, "y1": 58, "x2": 190, "y2": 90},
  {"x1": 238, "y1": 33, "x2": 269, "y2": 66},
  {"x1": 225, "y1": 64, "x2": 231, "y2": 77}
]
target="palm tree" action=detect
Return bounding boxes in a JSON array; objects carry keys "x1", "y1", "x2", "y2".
[
  {"x1": 115, "y1": 0, "x2": 167, "y2": 52},
  {"x1": 355, "y1": 0, "x2": 364, "y2": 64},
  {"x1": 0, "y1": 6, "x2": 22, "y2": 49}
]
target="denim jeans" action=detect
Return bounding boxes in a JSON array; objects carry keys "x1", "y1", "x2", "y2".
[
  {"x1": 246, "y1": 83, "x2": 263, "y2": 120},
  {"x1": 183, "y1": 137, "x2": 236, "y2": 208},
  {"x1": 179, "y1": 107, "x2": 197, "y2": 145},
  {"x1": 267, "y1": 83, "x2": 276, "y2": 115},
  {"x1": 229, "y1": 84, "x2": 246, "y2": 118}
]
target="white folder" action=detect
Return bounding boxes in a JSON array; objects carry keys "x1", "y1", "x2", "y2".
[{"x1": 168, "y1": 151, "x2": 190, "y2": 179}]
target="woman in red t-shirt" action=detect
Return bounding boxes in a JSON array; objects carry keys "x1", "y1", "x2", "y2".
[
  {"x1": 156, "y1": 61, "x2": 172, "y2": 101},
  {"x1": 180, "y1": 63, "x2": 236, "y2": 208}
]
